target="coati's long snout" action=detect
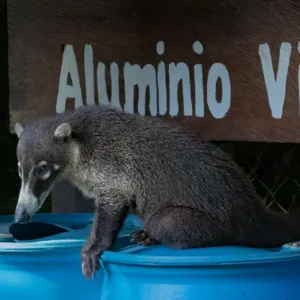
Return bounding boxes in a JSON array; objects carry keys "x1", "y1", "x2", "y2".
[
  {"x1": 13, "y1": 122, "x2": 72, "y2": 224},
  {"x1": 14, "y1": 180, "x2": 42, "y2": 224},
  {"x1": 14, "y1": 205, "x2": 31, "y2": 224}
]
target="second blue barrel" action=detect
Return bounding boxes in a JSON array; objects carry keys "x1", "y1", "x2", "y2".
[{"x1": 100, "y1": 242, "x2": 300, "y2": 300}]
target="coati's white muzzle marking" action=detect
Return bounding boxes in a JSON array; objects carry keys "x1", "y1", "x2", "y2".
[
  {"x1": 16, "y1": 160, "x2": 60, "y2": 217},
  {"x1": 17, "y1": 181, "x2": 39, "y2": 216}
]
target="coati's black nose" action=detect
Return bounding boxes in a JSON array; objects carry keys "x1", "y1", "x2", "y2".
[{"x1": 14, "y1": 205, "x2": 31, "y2": 224}]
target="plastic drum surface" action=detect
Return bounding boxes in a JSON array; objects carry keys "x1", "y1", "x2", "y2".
[
  {"x1": 100, "y1": 243, "x2": 300, "y2": 300},
  {"x1": 0, "y1": 213, "x2": 143, "y2": 300}
]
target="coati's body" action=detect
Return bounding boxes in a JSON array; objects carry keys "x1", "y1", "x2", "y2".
[{"x1": 15, "y1": 104, "x2": 300, "y2": 279}]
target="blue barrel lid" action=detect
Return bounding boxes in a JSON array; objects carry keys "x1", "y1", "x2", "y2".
[
  {"x1": 0, "y1": 214, "x2": 142, "y2": 253},
  {"x1": 101, "y1": 241, "x2": 300, "y2": 267}
]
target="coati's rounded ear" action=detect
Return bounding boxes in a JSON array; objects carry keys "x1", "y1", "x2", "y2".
[
  {"x1": 54, "y1": 123, "x2": 72, "y2": 140},
  {"x1": 15, "y1": 123, "x2": 24, "y2": 139}
]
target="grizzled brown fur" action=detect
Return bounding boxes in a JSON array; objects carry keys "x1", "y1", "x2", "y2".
[{"x1": 14, "y1": 104, "x2": 300, "y2": 279}]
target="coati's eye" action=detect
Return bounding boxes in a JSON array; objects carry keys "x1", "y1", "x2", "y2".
[
  {"x1": 37, "y1": 161, "x2": 50, "y2": 178},
  {"x1": 38, "y1": 165, "x2": 48, "y2": 175}
]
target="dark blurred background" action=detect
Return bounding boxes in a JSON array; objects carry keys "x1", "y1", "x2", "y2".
[{"x1": 0, "y1": 0, "x2": 51, "y2": 213}]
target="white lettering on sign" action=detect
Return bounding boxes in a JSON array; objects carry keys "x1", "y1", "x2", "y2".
[
  {"x1": 56, "y1": 45, "x2": 83, "y2": 113},
  {"x1": 157, "y1": 42, "x2": 167, "y2": 115},
  {"x1": 169, "y1": 62, "x2": 193, "y2": 117},
  {"x1": 56, "y1": 41, "x2": 231, "y2": 118},
  {"x1": 56, "y1": 41, "x2": 295, "y2": 119},
  {"x1": 193, "y1": 41, "x2": 204, "y2": 118},
  {"x1": 124, "y1": 63, "x2": 157, "y2": 116},
  {"x1": 259, "y1": 42, "x2": 292, "y2": 119},
  {"x1": 207, "y1": 63, "x2": 231, "y2": 119},
  {"x1": 97, "y1": 62, "x2": 121, "y2": 109},
  {"x1": 84, "y1": 44, "x2": 95, "y2": 106}
]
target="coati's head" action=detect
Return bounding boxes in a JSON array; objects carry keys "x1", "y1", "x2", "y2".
[{"x1": 14, "y1": 119, "x2": 77, "y2": 223}]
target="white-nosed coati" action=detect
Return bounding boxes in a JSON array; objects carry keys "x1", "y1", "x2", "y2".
[{"x1": 14, "y1": 104, "x2": 300, "y2": 279}]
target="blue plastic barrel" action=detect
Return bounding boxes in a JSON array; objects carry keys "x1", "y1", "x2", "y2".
[
  {"x1": 0, "y1": 213, "x2": 143, "y2": 300},
  {"x1": 100, "y1": 242, "x2": 300, "y2": 300}
]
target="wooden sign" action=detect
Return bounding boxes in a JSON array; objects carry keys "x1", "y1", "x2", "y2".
[{"x1": 7, "y1": 0, "x2": 300, "y2": 142}]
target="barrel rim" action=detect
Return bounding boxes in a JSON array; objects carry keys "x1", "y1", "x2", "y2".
[{"x1": 101, "y1": 244, "x2": 300, "y2": 267}]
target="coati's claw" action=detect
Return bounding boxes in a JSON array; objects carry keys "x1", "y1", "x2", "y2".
[
  {"x1": 131, "y1": 229, "x2": 157, "y2": 246},
  {"x1": 81, "y1": 250, "x2": 100, "y2": 280}
]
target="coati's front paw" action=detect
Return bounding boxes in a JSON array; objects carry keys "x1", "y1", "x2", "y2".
[
  {"x1": 81, "y1": 247, "x2": 101, "y2": 280},
  {"x1": 131, "y1": 229, "x2": 157, "y2": 246}
]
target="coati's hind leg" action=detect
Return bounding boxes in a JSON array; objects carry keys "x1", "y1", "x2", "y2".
[
  {"x1": 138, "y1": 207, "x2": 232, "y2": 249},
  {"x1": 131, "y1": 229, "x2": 159, "y2": 246}
]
